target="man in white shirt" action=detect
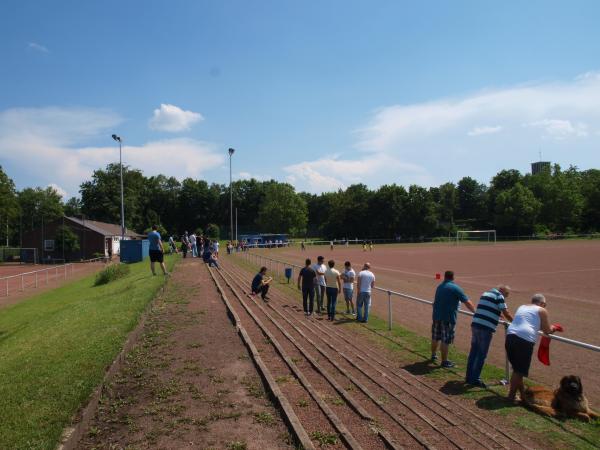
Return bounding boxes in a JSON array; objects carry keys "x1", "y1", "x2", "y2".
[
  {"x1": 190, "y1": 233, "x2": 197, "y2": 257},
  {"x1": 312, "y1": 255, "x2": 327, "y2": 314},
  {"x1": 342, "y1": 261, "x2": 356, "y2": 315},
  {"x1": 356, "y1": 262, "x2": 375, "y2": 323}
]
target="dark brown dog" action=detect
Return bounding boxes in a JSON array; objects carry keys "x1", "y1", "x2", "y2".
[{"x1": 524, "y1": 375, "x2": 599, "y2": 422}]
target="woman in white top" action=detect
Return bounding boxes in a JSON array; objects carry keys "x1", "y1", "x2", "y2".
[
  {"x1": 324, "y1": 260, "x2": 342, "y2": 321},
  {"x1": 505, "y1": 294, "x2": 558, "y2": 401}
]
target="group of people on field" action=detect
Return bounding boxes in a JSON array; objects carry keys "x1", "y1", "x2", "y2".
[{"x1": 431, "y1": 270, "x2": 561, "y2": 401}]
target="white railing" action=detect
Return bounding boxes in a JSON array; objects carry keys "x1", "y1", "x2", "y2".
[
  {"x1": 239, "y1": 251, "x2": 600, "y2": 383},
  {"x1": 1, "y1": 263, "x2": 75, "y2": 297}
]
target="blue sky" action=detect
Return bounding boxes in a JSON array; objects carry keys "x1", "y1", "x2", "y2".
[{"x1": 1, "y1": 0, "x2": 599, "y2": 197}]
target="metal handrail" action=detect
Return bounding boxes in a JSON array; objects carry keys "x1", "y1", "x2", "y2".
[
  {"x1": 0, "y1": 263, "x2": 73, "y2": 281},
  {"x1": 240, "y1": 249, "x2": 600, "y2": 384}
]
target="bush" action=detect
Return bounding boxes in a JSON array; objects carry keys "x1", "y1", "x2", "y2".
[{"x1": 94, "y1": 263, "x2": 131, "y2": 286}]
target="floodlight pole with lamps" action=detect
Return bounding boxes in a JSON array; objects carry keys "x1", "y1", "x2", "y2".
[
  {"x1": 112, "y1": 134, "x2": 125, "y2": 243},
  {"x1": 228, "y1": 148, "x2": 235, "y2": 242}
]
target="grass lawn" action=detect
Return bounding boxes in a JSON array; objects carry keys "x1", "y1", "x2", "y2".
[
  {"x1": 0, "y1": 255, "x2": 177, "y2": 450},
  {"x1": 232, "y1": 254, "x2": 600, "y2": 450}
]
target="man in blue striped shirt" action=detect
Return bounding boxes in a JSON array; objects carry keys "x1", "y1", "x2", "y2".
[{"x1": 466, "y1": 285, "x2": 513, "y2": 387}]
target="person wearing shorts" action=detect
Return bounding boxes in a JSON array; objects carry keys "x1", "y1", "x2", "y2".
[
  {"x1": 342, "y1": 261, "x2": 356, "y2": 315},
  {"x1": 431, "y1": 271, "x2": 475, "y2": 368},
  {"x1": 147, "y1": 225, "x2": 169, "y2": 276},
  {"x1": 505, "y1": 294, "x2": 559, "y2": 401}
]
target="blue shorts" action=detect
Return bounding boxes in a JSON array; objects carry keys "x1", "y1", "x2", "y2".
[{"x1": 343, "y1": 288, "x2": 353, "y2": 301}]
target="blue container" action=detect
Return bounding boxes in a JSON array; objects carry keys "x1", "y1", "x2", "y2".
[
  {"x1": 120, "y1": 240, "x2": 150, "y2": 263},
  {"x1": 284, "y1": 267, "x2": 293, "y2": 282}
]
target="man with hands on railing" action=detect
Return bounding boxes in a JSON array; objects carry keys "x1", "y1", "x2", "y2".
[
  {"x1": 505, "y1": 294, "x2": 560, "y2": 402},
  {"x1": 431, "y1": 270, "x2": 476, "y2": 368},
  {"x1": 465, "y1": 285, "x2": 513, "y2": 388}
]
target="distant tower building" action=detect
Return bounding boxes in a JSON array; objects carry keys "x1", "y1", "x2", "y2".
[{"x1": 531, "y1": 161, "x2": 551, "y2": 175}]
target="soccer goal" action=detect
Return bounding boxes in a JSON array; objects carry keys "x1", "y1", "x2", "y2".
[
  {"x1": 0, "y1": 247, "x2": 39, "y2": 264},
  {"x1": 455, "y1": 230, "x2": 497, "y2": 245}
]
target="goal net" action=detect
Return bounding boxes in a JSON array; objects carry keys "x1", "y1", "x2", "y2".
[
  {"x1": 455, "y1": 230, "x2": 496, "y2": 244},
  {"x1": 0, "y1": 247, "x2": 39, "y2": 264}
]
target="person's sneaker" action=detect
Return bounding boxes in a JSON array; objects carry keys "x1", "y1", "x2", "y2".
[
  {"x1": 441, "y1": 360, "x2": 455, "y2": 368},
  {"x1": 470, "y1": 380, "x2": 487, "y2": 388},
  {"x1": 431, "y1": 354, "x2": 438, "y2": 362}
]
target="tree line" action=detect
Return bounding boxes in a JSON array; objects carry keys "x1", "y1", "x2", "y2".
[{"x1": 1, "y1": 163, "x2": 599, "y2": 245}]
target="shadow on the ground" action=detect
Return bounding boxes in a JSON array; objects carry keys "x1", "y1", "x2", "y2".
[
  {"x1": 475, "y1": 395, "x2": 519, "y2": 411},
  {"x1": 403, "y1": 360, "x2": 439, "y2": 375},
  {"x1": 439, "y1": 380, "x2": 472, "y2": 396},
  {"x1": 333, "y1": 318, "x2": 356, "y2": 325}
]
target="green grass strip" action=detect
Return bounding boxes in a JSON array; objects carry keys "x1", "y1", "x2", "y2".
[
  {"x1": 0, "y1": 256, "x2": 177, "y2": 450},
  {"x1": 231, "y1": 255, "x2": 600, "y2": 450}
]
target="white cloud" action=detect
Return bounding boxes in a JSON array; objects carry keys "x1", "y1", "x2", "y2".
[
  {"x1": 283, "y1": 153, "x2": 433, "y2": 194},
  {"x1": 238, "y1": 171, "x2": 272, "y2": 181},
  {"x1": 357, "y1": 75, "x2": 600, "y2": 152},
  {"x1": 47, "y1": 183, "x2": 68, "y2": 199},
  {"x1": 148, "y1": 103, "x2": 203, "y2": 132},
  {"x1": 525, "y1": 119, "x2": 588, "y2": 140},
  {"x1": 285, "y1": 72, "x2": 600, "y2": 192},
  {"x1": 468, "y1": 125, "x2": 503, "y2": 136},
  {"x1": 0, "y1": 107, "x2": 224, "y2": 196},
  {"x1": 28, "y1": 42, "x2": 49, "y2": 53}
]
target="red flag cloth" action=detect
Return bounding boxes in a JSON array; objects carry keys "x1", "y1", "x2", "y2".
[{"x1": 538, "y1": 324, "x2": 564, "y2": 366}]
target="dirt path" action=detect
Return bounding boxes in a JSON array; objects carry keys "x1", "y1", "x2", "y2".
[{"x1": 77, "y1": 258, "x2": 294, "y2": 449}]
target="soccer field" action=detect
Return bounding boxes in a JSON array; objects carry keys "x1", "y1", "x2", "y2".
[{"x1": 251, "y1": 240, "x2": 600, "y2": 406}]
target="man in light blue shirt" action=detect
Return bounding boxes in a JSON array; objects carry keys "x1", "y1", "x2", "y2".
[
  {"x1": 148, "y1": 225, "x2": 169, "y2": 276},
  {"x1": 431, "y1": 271, "x2": 475, "y2": 368}
]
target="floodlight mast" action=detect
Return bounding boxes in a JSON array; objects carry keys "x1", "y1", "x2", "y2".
[
  {"x1": 228, "y1": 148, "x2": 235, "y2": 242},
  {"x1": 112, "y1": 134, "x2": 125, "y2": 245}
]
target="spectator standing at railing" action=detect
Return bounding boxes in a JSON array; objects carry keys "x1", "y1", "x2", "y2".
[
  {"x1": 356, "y1": 263, "x2": 375, "y2": 323},
  {"x1": 297, "y1": 258, "x2": 317, "y2": 316},
  {"x1": 312, "y1": 256, "x2": 327, "y2": 314},
  {"x1": 181, "y1": 231, "x2": 190, "y2": 258},
  {"x1": 505, "y1": 294, "x2": 559, "y2": 402},
  {"x1": 465, "y1": 285, "x2": 513, "y2": 388},
  {"x1": 342, "y1": 261, "x2": 356, "y2": 315},
  {"x1": 431, "y1": 271, "x2": 476, "y2": 368},
  {"x1": 189, "y1": 232, "x2": 198, "y2": 257},
  {"x1": 324, "y1": 260, "x2": 342, "y2": 321}
]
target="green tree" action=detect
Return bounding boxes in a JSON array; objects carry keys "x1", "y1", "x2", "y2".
[
  {"x1": 456, "y1": 177, "x2": 487, "y2": 223},
  {"x1": 436, "y1": 182, "x2": 458, "y2": 232},
  {"x1": 63, "y1": 197, "x2": 82, "y2": 217},
  {"x1": 205, "y1": 223, "x2": 220, "y2": 239},
  {"x1": 177, "y1": 178, "x2": 218, "y2": 234},
  {"x1": 370, "y1": 184, "x2": 408, "y2": 238},
  {"x1": 257, "y1": 183, "x2": 307, "y2": 235},
  {"x1": 580, "y1": 169, "x2": 600, "y2": 232},
  {"x1": 80, "y1": 164, "x2": 146, "y2": 232},
  {"x1": 405, "y1": 185, "x2": 438, "y2": 238},
  {"x1": 0, "y1": 166, "x2": 20, "y2": 245},
  {"x1": 494, "y1": 183, "x2": 541, "y2": 235},
  {"x1": 18, "y1": 186, "x2": 64, "y2": 231}
]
